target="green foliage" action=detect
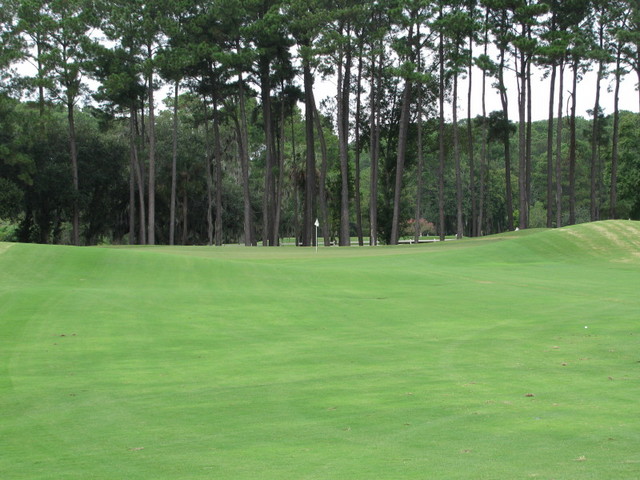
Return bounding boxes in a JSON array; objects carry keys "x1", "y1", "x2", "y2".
[
  {"x1": 1, "y1": 105, "x2": 127, "y2": 244},
  {"x1": 528, "y1": 201, "x2": 547, "y2": 228},
  {"x1": 0, "y1": 0, "x2": 639, "y2": 245},
  {"x1": 0, "y1": 178, "x2": 23, "y2": 219},
  {"x1": 615, "y1": 112, "x2": 640, "y2": 219},
  {"x1": 0, "y1": 94, "x2": 35, "y2": 186},
  {"x1": 0, "y1": 218, "x2": 19, "y2": 240}
]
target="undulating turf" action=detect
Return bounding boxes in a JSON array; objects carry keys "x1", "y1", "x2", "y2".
[{"x1": 1, "y1": 220, "x2": 639, "y2": 479}]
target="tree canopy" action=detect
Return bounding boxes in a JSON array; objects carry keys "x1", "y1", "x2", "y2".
[{"x1": 1, "y1": 0, "x2": 639, "y2": 245}]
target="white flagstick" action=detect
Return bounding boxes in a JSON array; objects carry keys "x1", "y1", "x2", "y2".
[{"x1": 314, "y1": 218, "x2": 319, "y2": 253}]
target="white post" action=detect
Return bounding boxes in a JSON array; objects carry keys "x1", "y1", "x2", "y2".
[{"x1": 314, "y1": 218, "x2": 319, "y2": 253}]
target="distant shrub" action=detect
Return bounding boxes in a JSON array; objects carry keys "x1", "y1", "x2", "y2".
[
  {"x1": 0, "y1": 219, "x2": 19, "y2": 242},
  {"x1": 404, "y1": 218, "x2": 437, "y2": 237},
  {"x1": 529, "y1": 202, "x2": 547, "y2": 228}
]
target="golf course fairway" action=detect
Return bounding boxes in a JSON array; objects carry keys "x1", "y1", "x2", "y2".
[{"x1": 1, "y1": 220, "x2": 639, "y2": 479}]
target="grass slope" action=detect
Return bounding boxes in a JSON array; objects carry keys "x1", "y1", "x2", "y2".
[{"x1": 1, "y1": 220, "x2": 639, "y2": 479}]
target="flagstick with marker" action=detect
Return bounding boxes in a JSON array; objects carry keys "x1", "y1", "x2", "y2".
[{"x1": 314, "y1": 218, "x2": 319, "y2": 253}]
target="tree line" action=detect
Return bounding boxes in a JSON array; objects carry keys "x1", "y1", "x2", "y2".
[{"x1": 0, "y1": 0, "x2": 639, "y2": 246}]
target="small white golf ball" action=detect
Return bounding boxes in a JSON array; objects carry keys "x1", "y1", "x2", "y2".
[{"x1": 584, "y1": 326, "x2": 588, "y2": 329}]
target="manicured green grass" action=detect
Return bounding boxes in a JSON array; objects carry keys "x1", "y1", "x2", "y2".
[{"x1": 1, "y1": 220, "x2": 639, "y2": 479}]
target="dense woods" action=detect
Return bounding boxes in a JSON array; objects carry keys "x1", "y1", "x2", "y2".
[{"x1": 1, "y1": 0, "x2": 639, "y2": 246}]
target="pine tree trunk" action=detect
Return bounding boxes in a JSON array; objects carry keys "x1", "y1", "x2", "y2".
[
  {"x1": 569, "y1": 60, "x2": 578, "y2": 225},
  {"x1": 498, "y1": 45, "x2": 514, "y2": 231},
  {"x1": 518, "y1": 50, "x2": 528, "y2": 230},
  {"x1": 414, "y1": 55, "x2": 425, "y2": 244},
  {"x1": 37, "y1": 36, "x2": 46, "y2": 117},
  {"x1": 260, "y1": 58, "x2": 276, "y2": 246},
  {"x1": 546, "y1": 63, "x2": 556, "y2": 228},
  {"x1": 391, "y1": 79, "x2": 412, "y2": 245},
  {"x1": 369, "y1": 49, "x2": 380, "y2": 246},
  {"x1": 467, "y1": 37, "x2": 476, "y2": 237},
  {"x1": 203, "y1": 100, "x2": 214, "y2": 245},
  {"x1": 555, "y1": 59, "x2": 565, "y2": 228},
  {"x1": 438, "y1": 27, "x2": 446, "y2": 242},
  {"x1": 313, "y1": 101, "x2": 330, "y2": 247},
  {"x1": 147, "y1": 57, "x2": 156, "y2": 245},
  {"x1": 272, "y1": 90, "x2": 285, "y2": 246},
  {"x1": 354, "y1": 41, "x2": 364, "y2": 246},
  {"x1": 414, "y1": 105, "x2": 424, "y2": 243},
  {"x1": 67, "y1": 99, "x2": 80, "y2": 246},
  {"x1": 526, "y1": 61, "x2": 532, "y2": 223},
  {"x1": 610, "y1": 50, "x2": 622, "y2": 219},
  {"x1": 453, "y1": 72, "x2": 463, "y2": 239},
  {"x1": 214, "y1": 102, "x2": 223, "y2": 246},
  {"x1": 129, "y1": 133, "x2": 136, "y2": 244},
  {"x1": 170, "y1": 82, "x2": 179, "y2": 245},
  {"x1": 337, "y1": 27, "x2": 352, "y2": 246},
  {"x1": 302, "y1": 57, "x2": 316, "y2": 247},
  {"x1": 478, "y1": 13, "x2": 489, "y2": 236},
  {"x1": 131, "y1": 108, "x2": 146, "y2": 244},
  {"x1": 289, "y1": 114, "x2": 300, "y2": 245},
  {"x1": 590, "y1": 58, "x2": 603, "y2": 222},
  {"x1": 237, "y1": 67, "x2": 253, "y2": 246},
  {"x1": 181, "y1": 180, "x2": 188, "y2": 244},
  {"x1": 206, "y1": 161, "x2": 213, "y2": 246}
]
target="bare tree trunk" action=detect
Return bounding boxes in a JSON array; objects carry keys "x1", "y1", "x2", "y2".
[
  {"x1": 214, "y1": 102, "x2": 224, "y2": 246},
  {"x1": 498, "y1": 45, "x2": 514, "y2": 231},
  {"x1": 181, "y1": 178, "x2": 188, "y2": 245},
  {"x1": 526, "y1": 59, "x2": 532, "y2": 225},
  {"x1": 555, "y1": 59, "x2": 565, "y2": 228},
  {"x1": 67, "y1": 99, "x2": 80, "y2": 246},
  {"x1": 354, "y1": 40, "x2": 364, "y2": 246},
  {"x1": 391, "y1": 78, "x2": 412, "y2": 245},
  {"x1": 414, "y1": 41, "x2": 425, "y2": 244},
  {"x1": 37, "y1": 36, "x2": 46, "y2": 117},
  {"x1": 313, "y1": 99, "x2": 331, "y2": 247},
  {"x1": 453, "y1": 71, "x2": 463, "y2": 239},
  {"x1": 590, "y1": 56, "x2": 604, "y2": 222},
  {"x1": 369, "y1": 49, "x2": 381, "y2": 246},
  {"x1": 610, "y1": 49, "x2": 622, "y2": 219},
  {"x1": 478, "y1": 13, "x2": 489, "y2": 236},
  {"x1": 237, "y1": 67, "x2": 253, "y2": 246},
  {"x1": 546, "y1": 63, "x2": 556, "y2": 228},
  {"x1": 129, "y1": 131, "x2": 136, "y2": 244},
  {"x1": 147, "y1": 54, "x2": 156, "y2": 245},
  {"x1": 206, "y1": 161, "x2": 213, "y2": 246},
  {"x1": 337, "y1": 25, "x2": 352, "y2": 246},
  {"x1": 131, "y1": 108, "x2": 146, "y2": 244},
  {"x1": 438, "y1": 27, "x2": 446, "y2": 241},
  {"x1": 467, "y1": 35, "x2": 476, "y2": 237},
  {"x1": 260, "y1": 58, "x2": 276, "y2": 246},
  {"x1": 272, "y1": 90, "x2": 286, "y2": 246},
  {"x1": 170, "y1": 82, "x2": 179, "y2": 245},
  {"x1": 290, "y1": 113, "x2": 300, "y2": 245},
  {"x1": 302, "y1": 54, "x2": 316, "y2": 246},
  {"x1": 569, "y1": 60, "x2": 578, "y2": 225},
  {"x1": 414, "y1": 88, "x2": 424, "y2": 244},
  {"x1": 516, "y1": 48, "x2": 528, "y2": 230},
  {"x1": 203, "y1": 100, "x2": 214, "y2": 245}
]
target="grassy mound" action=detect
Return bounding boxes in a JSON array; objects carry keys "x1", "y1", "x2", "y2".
[
  {"x1": 1, "y1": 221, "x2": 639, "y2": 479},
  {"x1": 485, "y1": 220, "x2": 640, "y2": 263}
]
